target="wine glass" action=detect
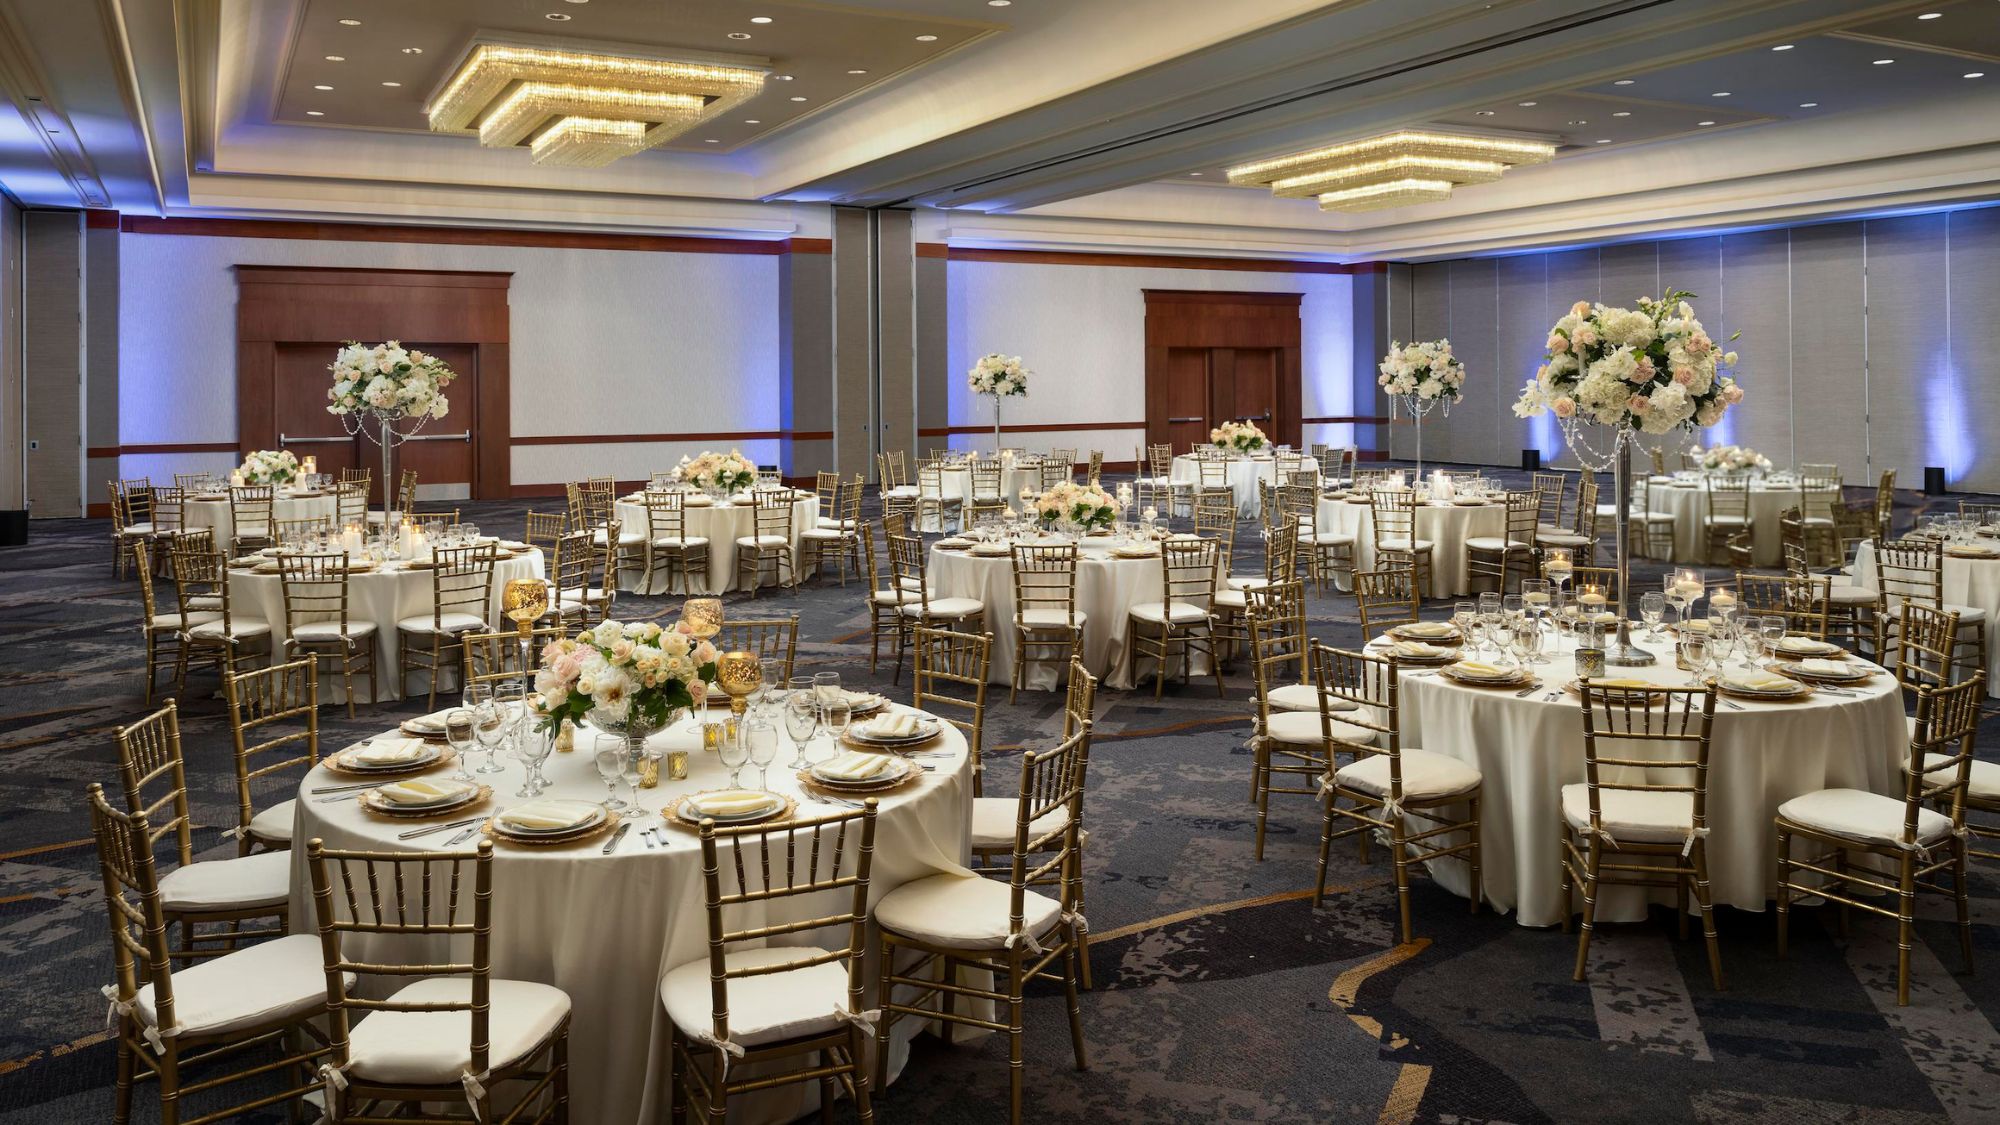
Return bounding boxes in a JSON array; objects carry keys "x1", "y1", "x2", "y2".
[
  {"x1": 472, "y1": 694, "x2": 508, "y2": 776},
  {"x1": 1707, "y1": 617, "x2": 1738, "y2": 674},
  {"x1": 1760, "y1": 615, "x2": 1788, "y2": 663},
  {"x1": 1677, "y1": 634, "x2": 1709, "y2": 686},
  {"x1": 719, "y1": 725, "x2": 751, "y2": 788},
  {"x1": 745, "y1": 721, "x2": 778, "y2": 789},
  {"x1": 446, "y1": 709, "x2": 477, "y2": 782},
  {"x1": 592, "y1": 735, "x2": 630, "y2": 811},
  {"x1": 1640, "y1": 592, "x2": 1666, "y2": 640},
  {"x1": 784, "y1": 679, "x2": 820, "y2": 769},
  {"x1": 820, "y1": 697, "x2": 853, "y2": 761},
  {"x1": 1522, "y1": 579, "x2": 1550, "y2": 635},
  {"x1": 1508, "y1": 618, "x2": 1540, "y2": 669},
  {"x1": 1477, "y1": 593, "x2": 1503, "y2": 658},
  {"x1": 1503, "y1": 593, "x2": 1524, "y2": 624},
  {"x1": 1451, "y1": 602, "x2": 1476, "y2": 648}
]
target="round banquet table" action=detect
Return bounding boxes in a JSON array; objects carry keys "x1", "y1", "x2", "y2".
[
  {"x1": 1169, "y1": 454, "x2": 1315, "y2": 518},
  {"x1": 184, "y1": 489, "x2": 339, "y2": 545},
  {"x1": 1851, "y1": 538, "x2": 2000, "y2": 698},
  {"x1": 1315, "y1": 494, "x2": 1506, "y2": 597},
  {"x1": 1372, "y1": 631, "x2": 1906, "y2": 927},
  {"x1": 913, "y1": 461, "x2": 1046, "y2": 533},
  {"x1": 288, "y1": 704, "x2": 974, "y2": 1125},
  {"x1": 614, "y1": 492, "x2": 819, "y2": 595},
  {"x1": 926, "y1": 536, "x2": 1214, "y2": 691},
  {"x1": 1645, "y1": 476, "x2": 1803, "y2": 567},
  {"x1": 225, "y1": 547, "x2": 545, "y2": 701}
]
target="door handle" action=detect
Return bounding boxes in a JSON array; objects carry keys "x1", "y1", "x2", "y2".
[
  {"x1": 404, "y1": 431, "x2": 472, "y2": 443},
  {"x1": 279, "y1": 433, "x2": 354, "y2": 444},
  {"x1": 1169, "y1": 416, "x2": 1202, "y2": 424}
]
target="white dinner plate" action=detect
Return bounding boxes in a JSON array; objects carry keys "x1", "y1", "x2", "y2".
[
  {"x1": 675, "y1": 791, "x2": 783, "y2": 824},
  {"x1": 497, "y1": 801, "x2": 606, "y2": 836}
]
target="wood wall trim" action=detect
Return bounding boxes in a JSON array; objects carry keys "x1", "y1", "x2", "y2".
[
  {"x1": 915, "y1": 421, "x2": 1145, "y2": 438},
  {"x1": 126, "y1": 215, "x2": 809, "y2": 257},
  {"x1": 512, "y1": 430, "x2": 833, "y2": 446},
  {"x1": 85, "y1": 210, "x2": 120, "y2": 230},
  {"x1": 232, "y1": 265, "x2": 513, "y2": 288},
  {"x1": 91, "y1": 442, "x2": 240, "y2": 458},
  {"x1": 1141, "y1": 289, "x2": 1304, "y2": 307},
  {"x1": 925, "y1": 243, "x2": 1355, "y2": 275}
]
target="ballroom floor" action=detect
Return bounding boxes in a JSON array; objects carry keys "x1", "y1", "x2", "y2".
[{"x1": 3, "y1": 468, "x2": 1998, "y2": 1124}]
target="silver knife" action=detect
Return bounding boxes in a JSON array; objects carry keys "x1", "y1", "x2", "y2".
[
  {"x1": 399, "y1": 814, "x2": 485, "y2": 840},
  {"x1": 444, "y1": 818, "x2": 489, "y2": 846},
  {"x1": 602, "y1": 822, "x2": 633, "y2": 854}
]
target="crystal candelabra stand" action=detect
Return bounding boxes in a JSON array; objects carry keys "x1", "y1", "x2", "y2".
[
  {"x1": 1391, "y1": 393, "x2": 1449, "y2": 481},
  {"x1": 1557, "y1": 417, "x2": 1653, "y2": 667},
  {"x1": 338, "y1": 408, "x2": 434, "y2": 526}
]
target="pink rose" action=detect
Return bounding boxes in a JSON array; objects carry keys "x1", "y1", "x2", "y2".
[
  {"x1": 1552, "y1": 396, "x2": 1577, "y2": 418},
  {"x1": 1627, "y1": 393, "x2": 1651, "y2": 415},
  {"x1": 1671, "y1": 366, "x2": 1694, "y2": 385},
  {"x1": 1570, "y1": 300, "x2": 1592, "y2": 317},
  {"x1": 1722, "y1": 384, "x2": 1744, "y2": 405},
  {"x1": 1687, "y1": 334, "x2": 1711, "y2": 357},
  {"x1": 1546, "y1": 333, "x2": 1569, "y2": 354},
  {"x1": 689, "y1": 680, "x2": 707, "y2": 705},
  {"x1": 1573, "y1": 326, "x2": 1599, "y2": 348}
]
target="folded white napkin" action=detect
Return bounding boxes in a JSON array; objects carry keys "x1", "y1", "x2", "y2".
[
  {"x1": 403, "y1": 712, "x2": 451, "y2": 733},
  {"x1": 690, "y1": 790, "x2": 779, "y2": 817},
  {"x1": 1399, "y1": 622, "x2": 1455, "y2": 638},
  {"x1": 843, "y1": 691, "x2": 885, "y2": 709},
  {"x1": 819, "y1": 752, "x2": 893, "y2": 781},
  {"x1": 1776, "y1": 637, "x2": 1828, "y2": 653},
  {"x1": 375, "y1": 778, "x2": 474, "y2": 806},
  {"x1": 497, "y1": 801, "x2": 595, "y2": 831},
  {"x1": 1451, "y1": 660, "x2": 1510, "y2": 679},
  {"x1": 349, "y1": 738, "x2": 428, "y2": 765},
  {"x1": 863, "y1": 713, "x2": 921, "y2": 739},
  {"x1": 1587, "y1": 678, "x2": 1655, "y2": 691},
  {"x1": 1391, "y1": 641, "x2": 1444, "y2": 658},
  {"x1": 937, "y1": 538, "x2": 973, "y2": 548},
  {"x1": 1725, "y1": 672, "x2": 1798, "y2": 693},
  {"x1": 1800, "y1": 658, "x2": 1851, "y2": 677}
]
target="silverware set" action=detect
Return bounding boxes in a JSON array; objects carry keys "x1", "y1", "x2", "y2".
[
  {"x1": 398, "y1": 814, "x2": 486, "y2": 841},
  {"x1": 601, "y1": 823, "x2": 632, "y2": 854}
]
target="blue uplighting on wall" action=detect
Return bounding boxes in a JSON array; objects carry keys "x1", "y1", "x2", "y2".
[{"x1": 1926, "y1": 348, "x2": 1971, "y2": 484}]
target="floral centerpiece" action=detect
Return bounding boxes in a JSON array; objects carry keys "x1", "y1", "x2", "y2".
[
  {"x1": 1034, "y1": 481, "x2": 1119, "y2": 531},
  {"x1": 236, "y1": 449, "x2": 299, "y2": 487},
  {"x1": 968, "y1": 353, "x2": 1029, "y2": 449},
  {"x1": 1696, "y1": 444, "x2": 1771, "y2": 473},
  {"x1": 679, "y1": 449, "x2": 758, "y2": 494},
  {"x1": 325, "y1": 341, "x2": 458, "y2": 523},
  {"x1": 1210, "y1": 420, "x2": 1267, "y2": 453},
  {"x1": 1378, "y1": 339, "x2": 1465, "y2": 404},
  {"x1": 533, "y1": 619, "x2": 721, "y2": 740}
]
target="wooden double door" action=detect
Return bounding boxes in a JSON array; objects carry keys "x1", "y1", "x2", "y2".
[
  {"x1": 1143, "y1": 290, "x2": 1302, "y2": 453},
  {"x1": 273, "y1": 342, "x2": 478, "y2": 504}
]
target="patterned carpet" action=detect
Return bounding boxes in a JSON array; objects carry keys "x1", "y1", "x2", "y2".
[{"x1": 3, "y1": 467, "x2": 1998, "y2": 1124}]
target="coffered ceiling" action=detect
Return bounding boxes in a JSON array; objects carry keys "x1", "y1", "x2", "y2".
[{"x1": 0, "y1": 0, "x2": 1995, "y2": 260}]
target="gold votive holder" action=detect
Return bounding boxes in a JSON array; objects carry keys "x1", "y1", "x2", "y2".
[
  {"x1": 716, "y1": 650, "x2": 762, "y2": 719},
  {"x1": 638, "y1": 757, "x2": 660, "y2": 788},
  {"x1": 680, "y1": 596, "x2": 724, "y2": 640},
  {"x1": 555, "y1": 718, "x2": 575, "y2": 753},
  {"x1": 667, "y1": 750, "x2": 690, "y2": 781},
  {"x1": 702, "y1": 722, "x2": 728, "y2": 754},
  {"x1": 1575, "y1": 647, "x2": 1606, "y2": 680}
]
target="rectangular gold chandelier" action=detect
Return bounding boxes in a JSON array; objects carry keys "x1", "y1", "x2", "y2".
[
  {"x1": 1228, "y1": 130, "x2": 1556, "y2": 212},
  {"x1": 427, "y1": 44, "x2": 766, "y2": 167}
]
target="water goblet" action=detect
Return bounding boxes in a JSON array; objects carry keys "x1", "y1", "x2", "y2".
[
  {"x1": 1640, "y1": 592, "x2": 1666, "y2": 640},
  {"x1": 1477, "y1": 593, "x2": 1503, "y2": 658},
  {"x1": 784, "y1": 679, "x2": 820, "y2": 769},
  {"x1": 1677, "y1": 634, "x2": 1709, "y2": 686},
  {"x1": 1760, "y1": 615, "x2": 1788, "y2": 662},
  {"x1": 820, "y1": 698, "x2": 853, "y2": 760},
  {"x1": 1510, "y1": 618, "x2": 1542, "y2": 669},
  {"x1": 719, "y1": 727, "x2": 751, "y2": 788},
  {"x1": 745, "y1": 721, "x2": 778, "y2": 788},
  {"x1": 1503, "y1": 594, "x2": 1524, "y2": 624},
  {"x1": 1452, "y1": 602, "x2": 1476, "y2": 646},
  {"x1": 1706, "y1": 618, "x2": 1738, "y2": 674},
  {"x1": 592, "y1": 736, "x2": 631, "y2": 811},
  {"x1": 446, "y1": 709, "x2": 477, "y2": 782}
]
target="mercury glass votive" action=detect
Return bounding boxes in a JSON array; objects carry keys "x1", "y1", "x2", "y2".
[
  {"x1": 680, "y1": 596, "x2": 724, "y2": 640},
  {"x1": 716, "y1": 650, "x2": 762, "y2": 719},
  {"x1": 503, "y1": 577, "x2": 549, "y2": 633}
]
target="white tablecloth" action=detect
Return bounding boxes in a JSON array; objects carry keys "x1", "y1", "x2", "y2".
[
  {"x1": 1382, "y1": 631, "x2": 1906, "y2": 927},
  {"x1": 1315, "y1": 496, "x2": 1506, "y2": 598},
  {"x1": 1647, "y1": 477, "x2": 1801, "y2": 567},
  {"x1": 613, "y1": 494, "x2": 819, "y2": 595},
  {"x1": 1169, "y1": 455, "x2": 1315, "y2": 518},
  {"x1": 926, "y1": 538, "x2": 1190, "y2": 691},
  {"x1": 184, "y1": 490, "x2": 339, "y2": 545},
  {"x1": 1851, "y1": 539, "x2": 2000, "y2": 698},
  {"x1": 226, "y1": 549, "x2": 545, "y2": 701},
  {"x1": 288, "y1": 705, "x2": 973, "y2": 1125}
]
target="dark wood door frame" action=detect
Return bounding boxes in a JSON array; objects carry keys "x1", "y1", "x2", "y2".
[
  {"x1": 1142, "y1": 290, "x2": 1302, "y2": 451},
  {"x1": 234, "y1": 265, "x2": 512, "y2": 501}
]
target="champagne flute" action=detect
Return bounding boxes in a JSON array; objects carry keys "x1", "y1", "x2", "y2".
[
  {"x1": 784, "y1": 679, "x2": 820, "y2": 770},
  {"x1": 745, "y1": 721, "x2": 778, "y2": 789},
  {"x1": 446, "y1": 709, "x2": 477, "y2": 782},
  {"x1": 719, "y1": 727, "x2": 750, "y2": 789},
  {"x1": 1640, "y1": 592, "x2": 1666, "y2": 640}
]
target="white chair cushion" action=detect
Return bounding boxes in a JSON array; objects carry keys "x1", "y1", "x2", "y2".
[
  {"x1": 660, "y1": 946, "x2": 852, "y2": 1050},
  {"x1": 292, "y1": 620, "x2": 378, "y2": 642},
  {"x1": 1464, "y1": 536, "x2": 1529, "y2": 551},
  {"x1": 736, "y1": 535, "x2": 791, "y2": 548},
  {"x1": 883, "y1": 485, "x2": 919, "y2": 498},
  {"x1": 816, "y1": 517, "x2": 858, "y2": 531},
  {"x1": 188, "y1": 618, "x2": 273, "y2": 641},
  {"x1": 186, "y1": 595, "x2": 223, "y2": 611},
  {"x1": 1267, "y1": 683, "x2": 1326, "y2": 712},
  {"x1": 871, "y1": 589, "x2": 918, "y2": 606},
  {"x1": 1337, "y1": 748, "x2": 1482, "y2": 802},
  {"x1": 157, "y1": 849, "x2": 292, "y2": 912},
  {"x1": 1305, "y1": 532, "x2": 1355, "y2": 546},
  {"x1": 900, "y1": 597, "x2": 984, "y2": 619},
  {"x1": 591, "y1": 529, "x2": 646, "y2": 547},
  {"x1": 650, "y1": 536, "x2": 709, "y2": 549},
  {"x1": 122, "y1": 521, "x2": 156, "y2": 535},
  {"x1": 1377, "y1": 537, "x2": 1434, "y2": 552},
  {"x1": 1945, "y1": 604, "x2": 1987, "y2": 625},
  {"x1": 800, "y1": 528, "x2": 848, "y2": 540},
  {"x1": 133, "y1": 934, "x2": 341, "y2": 1039},
  {"x1": 874, "y1": 873, "x2": 1062, "y2": 951},
  {"x1": 969, "y1": 796, "x2": 1069, "y2": 851},
  {"x1": 151, "y1": 611, "x2": 220, "y2": 631},
  {"x1": 247, "y1": 799, "x2": 295, "y2": 845},
  {"x1": 1777, "y1": 788, "x2": 1951, "y2": 848},
  {"x1": 396, "y1": 612, "x2": 489, "y2": 635},
  {"x1": 1827, "y1": 583, "x2": 1876, "y2": 605},
  {"x1": 1017, "y1": 607, "x2": 1086, "y2": 629},
  {"x1": 1128, "y1": 601, "x2": 1209, "y2": 625},
  {"x1": 1266, "y1": 709, "x2": 1378, "y2": 749},
  {"x1": 1212, "y1": 589, "x2": 1247, "y2": 609},
  {"x1": 1225, "y1": 575, "x2": 1271, "y2": 591},
  {"x1": 1967, "y1": 759, "x2": 2000, "y2": 802},
  {"x1": 1560, "y1": 784, "x2": 1694, "y2": 845},
  {"x1": 1639, "y1": 511, "x2": 1675, "y2": 524},
  {"x1": 1702, "y1": 515, "x2": 1751, "y2": 526},
  {"x1": 1801, "y1": 516, "x2": 1835, "y2": 527},
  {"x1": 346, "y1": 978, "x2": 571, "y2": 1086},
  {"x1": 1536, "y1": 533, "x2": 1591, "y2": 548}
]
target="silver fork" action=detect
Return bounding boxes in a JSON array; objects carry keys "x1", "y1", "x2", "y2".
[{"x1": 444, "y1": 815, "x2": 492, "y2": 846}]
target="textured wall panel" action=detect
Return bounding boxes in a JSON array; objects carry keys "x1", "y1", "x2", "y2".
[
  {"x1": 24, "y1": 212, "x2": 81, "y2": 517},
  {"x1": 1947, "y1": 208, "x2": 2000, "y2": 493},
  {"x1": 1497, "y1": 252, "x2": 1560, "y2": 463},
  {"x1": 1719, "y1": 229, "x2": 1793, "y2": 464},
  {"x1": 1598, "y1": 242, "x2": 1660, "y2": 310},
  {"x1": 1864, "y1": 214, "x2": 1949, "y2": 488},
  {"x1": 1438, "y1": 257, "x2": 1500, "y2": 465},
  {"x1": 1788, "y1": 223, "x2": 1869, "y2": 484}
]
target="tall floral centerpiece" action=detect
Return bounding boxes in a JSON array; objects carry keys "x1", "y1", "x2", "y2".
[
  {"x1": 1379, "y1": 339, "x2": 1465, "y2": 480},
  {"x1": 967, "y1": 354, "x2": 1029, "y2": 453},
  {"x1": 235, "y1": 449, "x2": 300, "y2": 487},
  {"x1": 1034, "y1": 480, "x2": 1119, "y2": 533},
  {"x1": 1210, "y1": 420, "x2": 1267, "y2": 453},
  {"x1": 326, "y1": 341, "x2": 456, "y2": 524},
  {"x1": 679, "y1": 449, "x2": 758, "y2": 496},
  {"x1": 1513, "y1": 290, "x2": 1742, "y2": 665},
  {"x1": 1695, "y1": 444, "x2": 1771, "y2": 475},
  {"x1": 533, "y1": 619, "x2": 721, "y2": 783}
]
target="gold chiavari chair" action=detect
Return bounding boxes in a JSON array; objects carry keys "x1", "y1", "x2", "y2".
[
  {"x1": 1370, "y1": 489, "x2": 1436, "y2": 598},
  {"x1": 523, "y1": 510, "x2": 567, "y2": 560},
  {"x1": 800, "y1": 474, "x2": 864, "y2": 585},
  {"x1": 860, "y1": 523, "x2": 911, "y2": 673},
  {"x1": 1137, "y1": 443, "x2": 1175, "y2": 514},
  {"x1": 167, "y1": 527, "x2": 222, "y2": 613},
  {"x1": 1285, "y1": 482, "x2": 1354, "y2": 595},
  {"x1": 1467, "y1": 490, "x2": 1539, "y2": 594},
  {"x1": 1050, "y1": 447, "x2": 1078, "y2": 478},
  {"x1": 873, "y1": 725, "x2": 1091, "y2": 1125},
  {"x1": 171, "y1": 544, "x2": 272, "y2": 693},
  {"x1": 333, "y1": 481, "x2": 369, "y2": 529},
  {"x1": 1780, "y1": 505, "x2": 1840, "y2": 572},
  {"x1": 1084, "y1": 450, "x2": 1104, "y2": 487},
  {"x1": 149, "y1": 486, "x2": 189, "y2": 575},
  {"x1": 1009, "y1": 544, "x2": 1084, "y2": 701},
  {"x1": 812, "y1": 469, "x2": 840, "y2": 518},
  {"x1": 1353, "y1": 566, "x2": 1420, "y2": 640},
  {"x1": 1832, "y1": 502, "x2": 1878, "y2": 562},
  {"x1": 305, "y1": 840, "x2": 572, "y2": 1122},
  {"x1": 1776, "y1": 675, "x2": 1983, "y2": 1006},
  {"x1": 1320, "y1": 445, "x2": 1357, "y2": 488},
  {"x1": 1701, "y1": 476, "x2": 1752, "y2": 563},
  {"x1": 1251, "y1": 610, "x2": 1369, "y2": 861},
  {"x1": 338, "y1": 465, "x2": 370, "y2": 489},
  {"x1": 1735, "y1": 572, "x2": 1832, "y2": 641},
  {"x1": 544, "y1": 526, "x2": 596, "y2": 629},
  {"x1": 1800, "y1": 479, "x2": 1843, "y2": 560},
  {"x1": 227, "y1": 485, "x2": 276, "y2": 555},
  {"x1": 134, "y1": 541, "x2": 213, "y2": 705},
  {"x1": 1648, "y1": 446, "x2": 1668, "y2": 475},
  {"x1": 1537, "y1": 479, "x2": 1600, "y2": 568},
  {"x1": 1244, "y1": 580, "x2": 1317, "y2": 712},
  {"x1": 1029, "y1": 456, "x2": 1062, "y2": 493},
  {"x1": 886, "y1": 533, "x2": 985, "y2": 683},
  {"x1": 87, "y1": 784, "x2": 334, "y2": 1125},
  {"x1": 1215, "y1": 520, "x2": 1298, "y2": 665},
  {"x1": 966, "y1": 457, "x2": 1007, "y2": 526},
  {"x1": 715, "y1": 614, "x2": 801, "y2": 683},
  {"x1": 1959, "y1": 500, "x2": 2000, "y2": 522},
  {"x1": 397, "y1": 543, "x2": 497, "y2": 708},
  {"x1": 1799, "y1": 462, "x2": 1839, "y2": 482},
  {"x1": 175, "y1": 471, "x2": 215, "y2": 491},
  {"x1": 1784, "y1": 543, "x2": 1873, "y2": 650},
  {"x1": 916, "y1": 627, "x2": 994, "y2": 809},
  {"x1": 278, "y1": 551, "x2": 379, "y2": 715},
  {"x1": 1569, "y1": 565, "x2": 1621, "y2": 607},
  {"x1": 641, "y1": 491, "x2": 710, "y2": 595},
  {"x1": 1890, "y1": 604, "x2": 1960, "y2": 748},
  {"x1": 462, "y1": 626, "x2": 565, "y2": 707},
  {"x1": 273, "y1": 516, "x2": 331, "y2": 543},
  {"x1": 1723, "y1": 527, "x2": 1754, "y2": 571},
  {"x1": 394, "y1": 467, "x2": 419, "y2": 518},
  {"x1": 1128, "y1": 537, "x2": 1224, "y2": 699},
  {"x1": 1311, "y1": 643, "x2": 1482, "y2": 943},
  {"x1": 1872, "y1": 469, "x2": 1898, "y2": 540},
  {"x1": 111, "y1": 703, "x2": 292, "y2": 962},
  {"x1": 1560, "y1": 683, "x2": 1722, "y2": 989},
  {"x1": 737, "y1": 492, "x2": 797, "y2": 595},
  {"x1": 1627, "y1": 476, "x2": 1676, "y2": 559},
  {"x1": 220, "y1": 659, "x2": 318, "y2": 856},
  {"x1": 110, "y1": 478, "x2": 156, "y2": 578},
  {"x1": 1531, "y1": 470, "x2": 1570, "y2": 535},
  {"x1": 662, "y1": 806, "x2": 876, "y2": 1125},
  {"x1": 1194, "y1": 454, "x2": 1232, "y2": 515},
  {"x1": 877, "y1": 451, "x2": 917, "y2": 528},
  {"x1": 1872, "y1": 537, "x2": 1986, "y2": 685}
]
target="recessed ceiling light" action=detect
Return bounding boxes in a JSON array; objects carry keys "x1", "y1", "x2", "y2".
[
  {"x1": 402, "y1": 47, "x2": 423, "y2": 54},
  {"x1": 744, "y1": 119, "x2": 761, "y2": 124},
  {"x1": 772, "y1": 74, "x2": 794, "y2": 81},
  {"x1": 314, "y1": 84, "x2": 333, "y2": 90},
  {"x1": 1613, "y1": 79, "x2": 1634, "y2": 85},
  {"x1": 324, "y1": 55, "x2": 346, "y2": 62},
  {"x1": 1799, "y1": 101, "x2": 1819, "y2": 108},
  {"x1": 1771, "y1": 44, "x2": 1794, "y2": 51},
  {"x1": 727, "y1": 32, "x2": 752, "y2": 39},
  {"x1": 990, "y1": 0, "x2": 1012, "y2": 6},
  {"x1": 1473, "y1": 110, "x2": 1496, "y2": 116},
  {"x1": 1566, "y1": 119, "x2": 1588, "y2": 126},
  {"x1": 1919, "y1": 11, "x2": 1942, "y2": 18},
  {"x1": 1187, "y1": 172, "x2": 1202, "y2": 176},
  {"x1": 545, "y1": 12, "x2": 572, "y2": 21},
  {"x1": 337, "y1": 18, "x2": 360, "y2": 26},
  {"x1": 306, "y1": 110, "x2": 325, "y2": 116},
  {"x1": 1968, "y1": 72, "x2": 1988, "y2": 78},
  {"x1": 1711, "y1": 91, "x2": 1730, "y2": 97},
  {"x1": 1612, "y1": 110, "x2": 1631, "y2": 117},
  {"x1": 750, "y1": 15, "x2": 773, "y2": 23},
  {"x1": 847, "y1": 69, "x2": 868, "y2": 75},
  {"x1": 704, "y1": 138, "x2": 719, "y2": 143},
  {"x1": 1517, "y1": 100, "x2": 1538, "y2": 107},
  {"x1": 1698, "y1": 120, "x2": 1716, "y2": 126},
  {"x1": 790, "y1": 95, "x2": 807, "y2": 101},
  {"x1": 916, "y1": 34, "x2": 938, "y2": 41},
  {"x1": 1873, "y1": 58, "x2": 1894, "y2": 65},
  {"x1": 1595, "y1": 138, "x2": 1611, "y2": 144},
  {"x1": 381, "y1": 81, "x2": 401, "y2": 87},
  {"x1": 563, "y1": 0, "x2": 589, "y2": 4}
]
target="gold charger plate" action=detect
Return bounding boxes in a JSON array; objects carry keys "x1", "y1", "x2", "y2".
[
  {"x1": 1764, "y1": 660, "x2": 1872, "y2": 685},
  {"x1": 840, "y1": 728, "x2": 942, "y2": 753},
  {"x1": 1946, "y1": 547, "x2": 2000, "y2": 560},
  {"x1": 485, "y1": 809, "x2": 621, "y2": 847},
  {"x1": 1562, "y1": 679, "x2": 1666, "y2": 703},
  {"x1": 1439, "y1": 666, "x2": 1536, "y2": 689},
  {"x1": 1711, "y1": 677, "x2": 1816, "y2": 703},
  {"x1": 1387, "y1": 625, "x2": 1462, "y2": 644},
  {"x1": 796, "y1": 761, "x2": 923, "y2": 796},
  {"x1": 358, "y1": 784, "x2": 491, "y2": 819},
  {"x1": 1769, "y1": 642, "x2": 1846, "y2": 661},
  {"x1": 322, "y1": 747, "x2": 455, "y2": 778},
  {"x1": 664, "y1": 791, "x2": 798, "y2": 831}
]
